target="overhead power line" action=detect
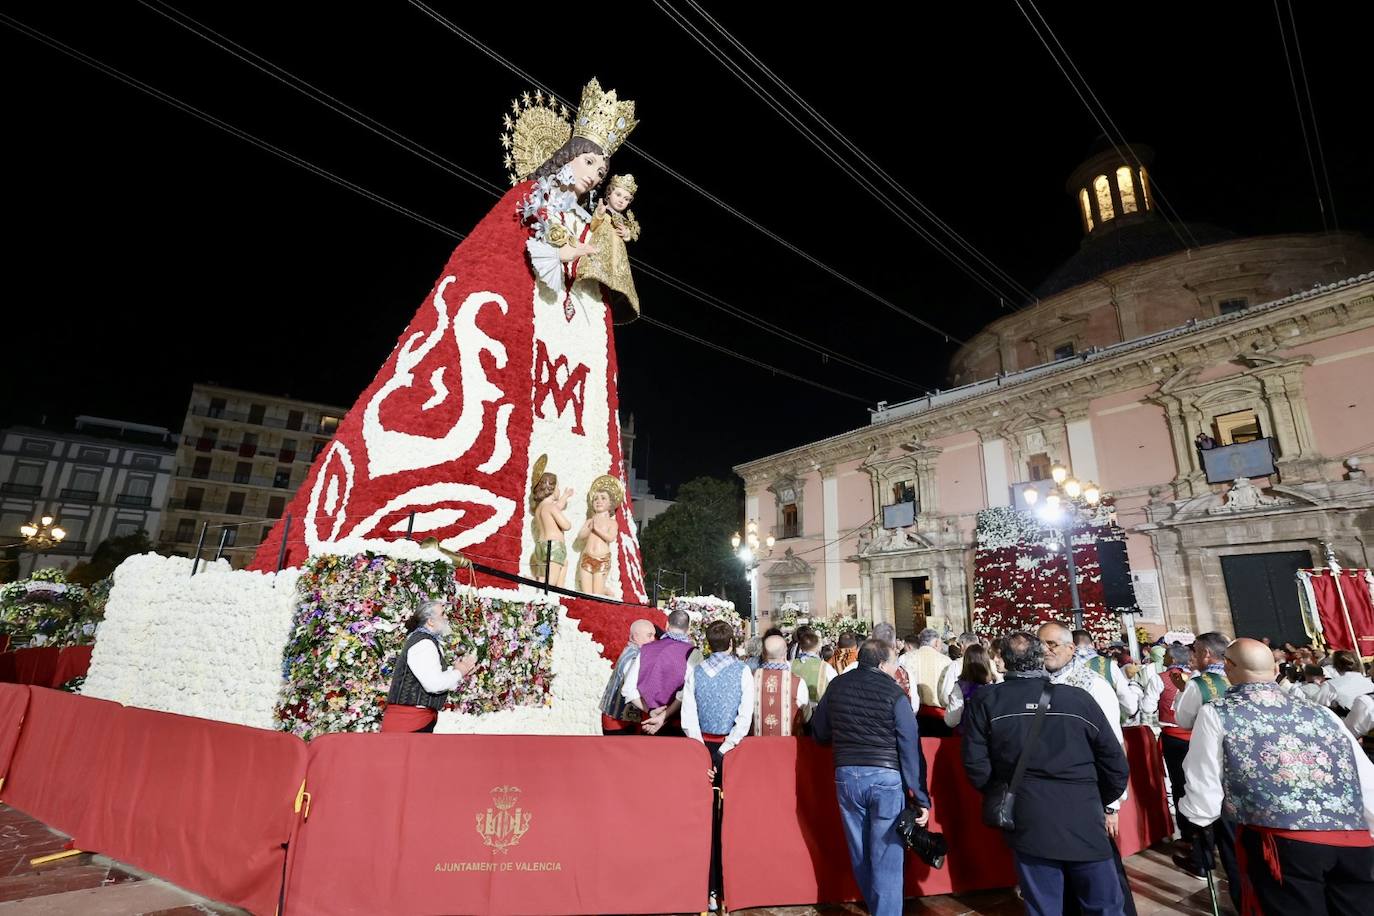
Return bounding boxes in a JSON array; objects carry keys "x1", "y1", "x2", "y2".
[
  {"x1": 405, "y1": 0, "x2": 968, "y2": 345},
  {"x1": 664, "y1": 0, "x2": 1037, "y2": 308},
  {"x1": 1272, "y1": 0, "x2": 1338, "y2": 233},
  {"x1": 139, "y1": 0, "x2": 929, "y2": 394},
  {"x1": 0, "y1": 12, "x2": 882, "y2": 407}
]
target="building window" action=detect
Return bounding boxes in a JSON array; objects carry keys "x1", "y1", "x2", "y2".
[
  {"x1": 1027, "y1": 452, "x2": 1053, "y2": 482},
  {"x1": 1093, "y1": 174, "x2": 1115, "y2": 221},
  {"x1": 268, "y1": 496, "x2": 286, "y2": 518},
  {"x1": 184, "y1": 487, "x2": 204, "y2": 511},
  {"x1": 891, "y1": 480, "x2": 916, "y2": 504},
  {"x1": 175, "y1": 518, "x2": 196, "y2": 542},
  {"x1": 274, "y1": 469, "x2": 291, "y2": 489},
  {"x1": 845, "y1": 593, "x2": 858, "y2": 613},
  {"x1": 60, "y1": 516, "x2": 86, "y2": 543},
  {"x1": 225, "y1": 492, "x2": 246, "y2": 515},
  {"x1": 192, "y1": 456, "x2": 211, "y2": 479},
  {"x1": 20, "y1": 439, "x2": 53, "y2": 456},
  {"x1": 131, "y1": 454, "x2": 159, "y2": 469},
  {"x1": 1138, "y1": 167, "x2": 1152, "y2": 210},
  {"x1": 248, "y1": 403, "x2": 266, "y2": 425},
  {"x1": 112, "y1": 520, "x2": 140, "y2": 539},
  {"x1": 70, "y1": 467, "x2": 101, "y2": 492},
  {"x1": 234, "y1": 462, "x2": 253, "y2": 484},
  {"x1": 13, "y1": 461, "x2": 45, "y2": 487},
  {"x1": 1078, "y1": 188, "x2": 1094, "y2": 232},
  {"x1": 280, "y1": 439, "x2": 297, "y2": 463},
  {"x1": 286, "y1": 410, "x2": 304, "y2": 432},
  {"x1": 1053, "y1": 341, "x2": 1076, "y2": 360},
  {"x1": 1218, "y1": 297, "x2": 1249, "y2": 315},
  {"x1": 125, "y1": 475, "x2": 152, "y2": 498},
  {"x1": 781, "y1": 503, "x2": 800, "y2": 540},
  {"x1": 221, "y1": 527, "x2": 238, "y2": 548},
  {"x1": 1214, "y1": 409, "x2": 1263, "y2": 446},
  {"x1": 208, "y1": 397, "x2": 227, "y2": 418},
  {"x1": 320, "y1": 415, "x2": 341, "y2": 434},
  {"x1": 1116, "y1": 166, "x2": 1138, "y2": 214},
  {"x1": 77, "y1": 447, "x2": 110, "y2": 463},
  {"x1": 311, "y1": 439, "x2": 327, "y2": 459}
]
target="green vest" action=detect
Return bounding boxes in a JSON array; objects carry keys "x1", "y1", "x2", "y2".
[{"x1": 791, "y1": 657, "x2": 824, "y2": 701}]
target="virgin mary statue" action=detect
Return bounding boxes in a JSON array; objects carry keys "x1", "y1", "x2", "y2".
[{"x1": 251, "y1": 79, "x2": 649, "y2": 607}]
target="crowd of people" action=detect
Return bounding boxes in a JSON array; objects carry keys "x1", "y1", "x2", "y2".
[{"x1": 380, "y1": 600, "x2": 1374, "y2": 915}]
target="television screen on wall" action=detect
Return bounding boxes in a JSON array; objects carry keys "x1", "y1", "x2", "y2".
[
  {"x1": 883, "y1": 501, "x2": 917, "y2": 529},
  {"x1": 1202, "y1": 438, "x2": 1277, "y2": 483}
]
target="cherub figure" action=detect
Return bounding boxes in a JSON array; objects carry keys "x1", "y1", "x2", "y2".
[
  {"x1": 528, "y1": 456, "x2": 573, "y2": 586},
  {"x1": 575, "y1": 475, "x2": 624, "y2": 596}
]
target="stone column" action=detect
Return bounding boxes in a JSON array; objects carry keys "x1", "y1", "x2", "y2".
[
  {"x1": 1063, "y1": 406, "x2": 1101, "y2": 485},
  {"x1": 980, "y1": 436, "x2": 1011, "y2": 507},
  {"x1": 821, "y1": 466, "x2": 841, "y2": 613}
]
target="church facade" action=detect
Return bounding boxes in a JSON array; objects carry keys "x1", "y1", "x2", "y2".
[{"x1": 734, "y1": 144, "x2": 1374, "y2": 641}]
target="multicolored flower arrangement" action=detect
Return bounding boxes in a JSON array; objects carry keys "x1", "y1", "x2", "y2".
[
  {"x1": 275, "y1": 552, "x2": 559, "y2": 739},
  {"x1": 668, "y1": 595, "x2": 744, "y2": 655},
  {"x1": 813, "y1": 615, "x2": 869, "y2": 644},
  {"x1": 971, "y1": 508, "x2": 1125, "y2": 643},
  {"x1": 0, "y1": 568, "x2": 105, "y2": 648}
]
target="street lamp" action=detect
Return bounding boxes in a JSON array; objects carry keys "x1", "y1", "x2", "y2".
[
  {"x1": 20, "y1": 516, "x2": 66, "y2": 551},
  {"x1": 730, "y1": 520, "x2": 775, "y2": 635},
  {"x1": 1021, "y1": 466, "x2": 1102, "y2": 633}
]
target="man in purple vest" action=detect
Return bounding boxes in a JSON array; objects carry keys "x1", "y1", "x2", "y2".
[{"x1": 622, "y1": 608, "x2": 701, "y2": 737}]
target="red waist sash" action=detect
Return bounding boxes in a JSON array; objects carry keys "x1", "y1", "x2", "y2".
[{"x1": 380, "y1": 705, "x2": 438, "y2": 733}]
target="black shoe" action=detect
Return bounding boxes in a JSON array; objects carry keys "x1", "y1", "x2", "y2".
[{"x1": 1171, "y1": 853, "x2": 1208, "y2": 880}]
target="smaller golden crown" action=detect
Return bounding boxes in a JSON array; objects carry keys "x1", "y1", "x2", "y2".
[
  {"x1": 607, "y1": 174, "x2": 638, "y2": 197},
  {"x1": 490, "y1": 785, "x2": 522, "y2": 810},
  {"x1": 572, "y1": 78, "x2": 637, "y2": 157}
]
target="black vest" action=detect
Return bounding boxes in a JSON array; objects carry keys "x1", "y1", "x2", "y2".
[
  {"x1": 387, "y1": 629, "x2": 450, "y2": 710},
  {"x1": 824, "y1": 667, "x2": 904, "y2": 770}
]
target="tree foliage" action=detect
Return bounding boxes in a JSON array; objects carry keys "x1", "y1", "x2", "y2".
[
  {"x1": 67, "y1": 530, "x2": 155, "y2": 585},
  {"x1": 638, "y1": 477, "x2": 748, "y2": 610}
]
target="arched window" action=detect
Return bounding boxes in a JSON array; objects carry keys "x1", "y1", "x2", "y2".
[
  {"x1": 1138, "y1": 167, "x2": 1152, "y2": 210},
  {"x1": 1116, "y1": 165, "x2": 1138, "y2": 214},
  {"x1": 1078, "y1": 188, "x2": 1095, "y2": 232},
  {"x1": 1094, "y1": 174, "x2": 1115, "y2": 221}
]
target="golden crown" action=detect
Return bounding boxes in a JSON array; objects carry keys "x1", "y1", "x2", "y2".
[
  {"x1": 607, "y1": 174, "x2": 638, "y2": 197},
  {"x1": 572, "y1": 78, "x2": 637, "y2": 157}
]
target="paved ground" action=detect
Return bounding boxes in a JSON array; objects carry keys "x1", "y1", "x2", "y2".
[{"x1": 0, "y1": 803, "x2": 1228, "y2": 914}]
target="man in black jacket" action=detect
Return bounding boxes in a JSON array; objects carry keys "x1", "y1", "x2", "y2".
[
  {"x1": 963, "y1": 631, "x2": 1131, "y2": 916},
  {"x1": 812, "y1": 638, "x2": 931, "y2": 916}
]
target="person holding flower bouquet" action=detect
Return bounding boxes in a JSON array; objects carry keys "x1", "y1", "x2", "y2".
[{"x1": 381, "y1": 599, "x2": 477, "y2": 733}]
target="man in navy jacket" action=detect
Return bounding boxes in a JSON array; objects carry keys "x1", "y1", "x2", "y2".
[{"x1": 963, "y1": 631, "x2": 1131, "y2": 916}]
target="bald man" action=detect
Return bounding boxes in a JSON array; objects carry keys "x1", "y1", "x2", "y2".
[
  {"x1": 1181, "y1": 638, "x2": 1374, "y2": 914},
  {"x1": 752, "y1": 634, "x2": 809, "y2": 736},
  {"x1": 599, "y1": 618, "x2": 656, "y2": 735}
]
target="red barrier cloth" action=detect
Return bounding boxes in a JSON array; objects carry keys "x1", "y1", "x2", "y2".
[
  {"x1": 11, "y1": 648, "x2": 59, "y2": 687},
  {"x1": 285, "y1": 734, "x2": 713, "y2": 916},
  {"x1": 3, "y1": 688, "x2": 122, "y2": 836},
  {"x1": 1117, "y1": 726, "x2": 1174, "y2": 857},
  {"x1": 0, "y1": 684, "x2": 30, "y2": 783},
  {"x1": 722, "y1": 732, "x2": 1174, "y2": 909},
  {"x1": 76, "y1": 706, "x2": 307, "y2": 916},
  {"x1": 52, "y1": 646, "x2": 93, "y2": 688}
]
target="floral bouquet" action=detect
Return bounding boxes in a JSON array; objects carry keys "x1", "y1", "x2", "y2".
[
  {"x1": 668, "y1": 595, "x2": 744, "y2": 655},
  {"x1": 447, "y1": 590, "x2": 559, "y2": 715},
  {"x1": 814, "y1": 615, "x2": 869, "y2": 644},
  {"x1": 0, "y1": 568, "x2": 102, "y2": 648}
]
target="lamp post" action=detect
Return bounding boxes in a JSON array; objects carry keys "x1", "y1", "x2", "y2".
[
  {"x1": 15, "y1": 516, "x2": 67, "y2": 579},
  {"x1": 1021, "y1": 465, "x2": 1102, "y2": 635},
  {"x1": 730, "y1": 520, "x2": 775, "y2": 636}
]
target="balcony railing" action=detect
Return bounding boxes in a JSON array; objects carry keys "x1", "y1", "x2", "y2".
[
  {"x1": 167, "y1": 499, "x2": 206, "y2": 512},
  {"x1": 175, "y1": 468, "x2": 290, "y2": 489},
  {"x1": 115, "y1": 493, "x2": 153, "y2": 508},
  {"x1": 59, "y1": 488, "x2": 100, "y2": 503},
  {"x1": 188, "y1": 405, "x2": 338, "y2": 435},
  {"x1": 0, "y1": 482, "x2": 42, "y2": 497}
]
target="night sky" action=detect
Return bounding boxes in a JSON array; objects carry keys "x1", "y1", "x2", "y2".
[{"x1": 4, "y1": 2, "x2": 1371, "y2": 495}]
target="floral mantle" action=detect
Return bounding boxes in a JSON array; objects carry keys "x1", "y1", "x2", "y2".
[
  {"x1": 971, "y1": 507, "x2": 1125, "y2": 642},
  {"x1": 275, "y1": 552, "x2": 559, "y2": 740}
]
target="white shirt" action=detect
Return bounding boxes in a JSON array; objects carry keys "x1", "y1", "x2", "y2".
[
  {"x1": 682, "y1": 663, "x2": 755, "y2": 754},
  {"x1": 1346, "y1": 694, "x2": 1374, "y2": 740},
  {"x1": 1107, "y1": 662, "x2": 1143, "y2": 720},
  {"x1": 1297, "y1": 681, "x2": 1325, "y2": 703},
  {"x1": 1134, "y1": 666, "x2": 1164, "y2": 722},
  {"x1": 1180, "y1": 701, "x2": 1374, "y2": 833},
  {"x1": 405, "y1": 638, "x2": 464, "y2": 696},
  {"x1": 621, "y1": 641, "x2": 701, "y2": 706},
  {"x1": 1173, "y1": 674, "x2": 1224, "y2": 730},
  {"x1": 1315, "y1": 672, "x2": 1374, "y2": 711},
  {"x1": 1051, "y1": 664, "x2": 1127, "y2": 809}
]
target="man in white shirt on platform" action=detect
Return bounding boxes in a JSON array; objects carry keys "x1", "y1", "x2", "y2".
[
  {"x1": 1315, "y1": 651, "x2": 1374, "y2": 713},
  {"x1": 380, "y1": 600, "x2": 477, "y2": 733}
]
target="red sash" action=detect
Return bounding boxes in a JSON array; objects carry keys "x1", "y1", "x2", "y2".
[
  {"x1": 1237, "y1": 825, "x2": 1374, "y2": 916},
  {"x1": 380, "y1": 705, "x2": 438, "y2": 733},
  {"x1": 600, "y1": 713, "x2": 640, "y2": 734}
]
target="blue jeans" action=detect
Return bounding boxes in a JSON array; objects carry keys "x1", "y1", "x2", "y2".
[
  {"x1": 835, "y1": 765, "x2": 905, "y2": 916},
  {"x1": 1015, "y1": 851, "x2": 1124, "y2": 916}
]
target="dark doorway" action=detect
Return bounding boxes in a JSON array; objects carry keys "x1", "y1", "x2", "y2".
[
  {"x1": 891, "y1": 575, "x2": 931, "y2": 638},
  {"x1": 1220, "y1": 551, "x2": 1311, "y2": 645}
]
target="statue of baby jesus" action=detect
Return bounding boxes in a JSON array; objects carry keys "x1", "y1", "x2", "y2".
[
  {"x1": 575, "y1": 475, "x2": 624, "y2": 597},
  {"x1": 581, "y1": 173, "x2": 641, "y2": 323},
  {"x1": 528, "y1": 457, "x2": 573, "y2": 586}
]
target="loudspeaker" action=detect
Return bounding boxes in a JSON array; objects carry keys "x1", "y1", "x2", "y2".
[{"x1": 1096, "y1": 540, "x2": 1137, "y2": 611}]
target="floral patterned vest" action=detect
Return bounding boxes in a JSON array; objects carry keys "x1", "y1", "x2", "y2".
[
  {"x1": 693, "y1": 655, "x2": 744, "y2": 736},
  {"x1": 1213, "y1": 682, "x2": 1366, "y2": 830}
]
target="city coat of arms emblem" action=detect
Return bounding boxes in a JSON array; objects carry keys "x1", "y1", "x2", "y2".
[{"x1": 476, "y1": 785, "x2": 531, "y2": 853}]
